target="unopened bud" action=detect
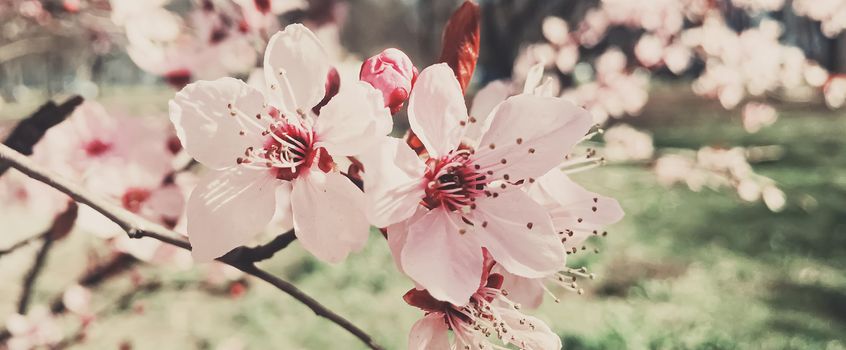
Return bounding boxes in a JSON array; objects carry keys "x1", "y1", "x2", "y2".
[{"x1": 359, "y1": 48, "x2": 418, "y2": 114}]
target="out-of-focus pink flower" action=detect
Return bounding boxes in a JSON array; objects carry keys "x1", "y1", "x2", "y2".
[
  {"x1": 405, "y1": 256, "x2": 561, "y2": 350},
  {"x1": 170, "y1": 24, "x2": 390, "y2": 262},
  {"x1": 824, "y1": 75, "x2": 846, "y2": 108},
  {"x1": 603, "y1": 123, "x2": 654, "y2": 161},
  {"x1": 32, "y1": 102, "x2": 172, "y2": 182},
  {"x1": 359, "y1": 48, "x2": 418, "y2": 114},
  {"x1": 6, "y1": 306, "x2": 62, "y2": 350},
  {"x1": 362, "y1": 63, "x2": 592, "y2": 305},
  {"x1": 742, "y1": 102, "x2": 778, "y2": 133},
  {"x1": 62, "y1": 284, "x2": 92, "y2": 316}
]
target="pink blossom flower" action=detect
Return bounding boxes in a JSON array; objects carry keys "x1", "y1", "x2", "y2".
[
  {"x1": 170, "y1": 24, "x2": 390, "y2": 262},
  {"x1": 360, "y1": 48, "x2": 419, "y2": 114},
  {"x1": 5, "y1": 306, "x2": 62, "y2": 350},
  {"x1": 603, "y1": 123, "x2": 654, "y2": 161},
  {"x1": 32, "y1": 101, "x2": 172, "y2": 183},
  {"x1": 498, "y1": 170, "x2": 623, "y2": 308},
  {"x1": 405, "y1": 255, "x2": 561, "y2": 350},
  {"x1": 742, "y1": 102, "x2": 778, "y2": 133},
  {"x1": 363, "y1": 63, "x2": 593, "y2": 305}
]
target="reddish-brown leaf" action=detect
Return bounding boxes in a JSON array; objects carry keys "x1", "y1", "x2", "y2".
[{"x1": 439, "y1": 0, "x2": 481, "y2": 92}]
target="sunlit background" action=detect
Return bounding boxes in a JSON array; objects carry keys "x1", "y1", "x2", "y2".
[{"x1": 1, "y1": 0, "x2": 845, "y2": 349}]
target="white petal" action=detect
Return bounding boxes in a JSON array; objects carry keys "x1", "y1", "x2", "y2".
[
  {"x1": 408, "y1": 313, "x2": 450, "y2": 350},
  {"x1": 386, "y1": 207, "x2": 427, "y2": 275},
  {"x1": 528, "y1": 170, "x2": 623, "y2": 249},
  {"x1": 359, "y1": 137, "x2": 426, "y2": 228},
  {"x1": 263, "y1": 24, "x2": 329, "y2": 113},
  {"x1": 314, "y1": 81, "x2": 392, "y2": 156},
  {"x1": 169, "y1": 78, "x2": 265, "y2": 170},
  {"x1": 473, "y1": 190, "x2": 564, "y2": 278},
  {"x1": 466, "y1": 80, "x2": 511, "y2": 144},
  {"x1": 401, "y1": 208, "x2": 483, "y2": 305},
  {"x1": 473, "y1": 94, "x2": 593, "y2": 183},
  {"x1": 291, "y1": 171, "x2": 370, "y2": 263},
  {"x1": 407, "y1": 63, "x2": 468, "y2": 157},
  {"x1": 187, "y1": 167, "x2": 278, "y2": 261},
  {"x1": 495, "y1": 266, "x2": 545, "y2": 309},
  {"x1": 499, "y1": 305, "x2": 562, "y2": 350}
]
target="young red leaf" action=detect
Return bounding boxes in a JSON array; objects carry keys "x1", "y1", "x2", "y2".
[{"x1": 439, "y1": 0, "x2": 481, "y2": 92}]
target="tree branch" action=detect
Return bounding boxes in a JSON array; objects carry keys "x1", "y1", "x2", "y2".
[
  {"x1": 0, "y1": 143, "x2": 384, "y2": 350},
  {"x1": 0, "y1": 95, "x2": 83, "y2": 177},
  {"x1": 17, "y1": 234, "x2": 55, "y2": 314},
  {"x1": 0, "y1": 232, "x2": 46, "y2": 258},
  {"x1": 221, "y1": 230, "x2": 297, "y2": 263}
]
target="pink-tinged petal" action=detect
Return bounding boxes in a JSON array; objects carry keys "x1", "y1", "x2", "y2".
[
  {"x1": 466, "y1": 80, "x2": 510, "y2": 144},
  {"x1": 499, "y1": 305, "x2": 561, "y2": 350},
  {"x1": 528, "y1": 170, "x2": 624, "y2": 249},
  {"x1": 314, "y1": 81, "x2": 392, "y2": 156},
  {"x1": 473, "y1": 94, "x2": 593, "y2": 183},
  {"x1": 473, "y1": 190, "x2": 564, "y2": 278},
  {"x1": 269, "y1": 183, "x2": 294, "y2": 233},
  {"x1": 401, "y1": 208, "x2": 482, "y2": 305},
  {"x1": 408, "y1": 313, "x2": 450, "y2": 350},
  {"x1": 187, "y1": 167, "x2": 278, "y2": 261},
  {"x1": 143, "y1": 184, "x2": 185, "y2": 222},
  {"x1": 169, "y1": 78, "x2": 265, "y2": 170},
  {"x1": 407, "y1": 63, "x2": 469, "y2": 157},
  {"x1": 494, "y1": 266, "x2": 545, "y2": 309},
  {"x1": 359, "y1": 137, "x2": 426, "y2": 227},
  {"x1": 263, "y1": 24, "x2": 329, "y2": 113},
  {"x1": 291, "y1": 171, "x2": 370, "y2": 263},
  {"x1": 386, "y1": 208, "x2": 427, "y2": 274}
]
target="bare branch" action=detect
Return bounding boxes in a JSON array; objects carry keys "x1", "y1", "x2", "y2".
[
  {"x1": 0, "y1": 143, "x2": 384, "y2": 350},
  {"x1": 0, "y1": 232, "x2": 46, "y2": 258},
  {"x1": 221, "y1": 230, "x2": 297, "y2": 263},
  {"x1": 17, "y1": 235, "x2": 55, "y2": 314},
  {"x1": 0, "y1": 96, "x2": 83, "y2": 176}
]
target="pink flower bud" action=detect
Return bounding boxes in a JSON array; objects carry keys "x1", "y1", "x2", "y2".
[{"x1": 359, "y1": 48, "x2": 418, "y2": 114}]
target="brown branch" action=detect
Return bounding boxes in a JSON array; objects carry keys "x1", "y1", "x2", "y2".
[
  {"x1": 0, "y1": 232, "x2": 46, "y2": 258},
  {"x1": 0, "y1": 96, "x2": 83, "y2": 177},
  {"x1": 17, "y1": 235, "x2": 55, "y2": 314},
  {"x1": 17, "y1": 202, "x2": 78, "y2": 314},
  {"x1": 0, "y1": 143, "x2": 384, "y2": 350},
  {"x1": 221, "y1": 230, "x2": 297, "y2": 263}
]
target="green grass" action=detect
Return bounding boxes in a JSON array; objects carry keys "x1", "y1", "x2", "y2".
[{"x1": 1, "y1": 87, "x2": 845, "y2": 349}]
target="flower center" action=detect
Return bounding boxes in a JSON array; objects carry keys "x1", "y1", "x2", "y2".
[
  {"x1": 237, "y1": 122, "x2": 333, "y2": 181},
  {"x1": 83, "y1": 139, "x2": 112, "y2": 157},
  {"x1": 122, "y1": 188, "x2": 151, "y2": 213},
  {"x1": 422, "y1": 150, "x2": 486, "y2": 212}
]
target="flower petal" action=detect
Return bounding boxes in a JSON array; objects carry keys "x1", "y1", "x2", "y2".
[
  {"x1": 169, "y1": 78, "x2": 265, "y2": 170},
  {"x1": 408, "y1": 313, "x2": 450, "y2": 350},
  {"x1": 407, "y1": 63, "x2": 468, "y2": 157},
  {"x1": 359, "y1": 137, "x2": 426, "y2": 228},
  {"x1": 528, "y1": 170, "x2": 623, "y2": 249},
  {"x1": 499, "y1": 304, "x2": 562, "y2": 350},
  {"x1": 187, "y1": 167, "x2": 278, "y2": 261},
  {"x1": 314, "y1": 81, "x2": 392, "y2": 156},
  {"x1": 472, "y1": 94, "x2": 593, "y2": 183},
  {"x1": 401, "y1": 208, "x2": 482, "y2": 305},
  {"x1": 291, "y1": 171, "x2": 370, "y2": 263},
  {"x1": 466, "y1": 80, "x2": 510, "y2": 144},
  {"x1": 494, "y1": 266, "x2": 545, "y2": 309},
  {"x1": 386, "y1": 207, "x2": 427, "y2": 274},
  {"x1": 263, "y1": 24, "x2": 329, "y2": 114},
  {"x1": 473, "y1": 190, "x2": 564, "y2": 278}
]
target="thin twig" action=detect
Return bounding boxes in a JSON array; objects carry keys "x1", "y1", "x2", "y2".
[
  {"x1": 0, "y1": 232, "x2": 46, "y2": 258},
  {"x1": 0, "y1": 143, "x2": 384, "y2": 350},
  {"x1": 17, "y1": 235, "x2": 55, "y2": 314}
]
